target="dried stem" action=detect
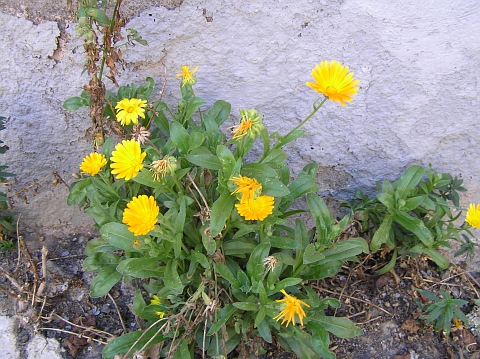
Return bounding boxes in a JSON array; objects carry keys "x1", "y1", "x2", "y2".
[{"x1": 107, "y1": 292, "x2": 127, "y2": 333}]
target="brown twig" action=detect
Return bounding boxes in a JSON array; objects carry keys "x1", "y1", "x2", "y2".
[
  {"x1": 311, "y1": 285, "x2": 393, "y2": 316},
  {"x1": 107, "y1": 292, "x2": 127, "y2": 333},
  {"x1": 37, "y1": 327, "x2": 108, "y2": 345}
]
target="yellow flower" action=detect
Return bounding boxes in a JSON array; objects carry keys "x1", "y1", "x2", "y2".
[
  {"x1": 122, "y1": 195, "x2": 159, "y2": 236},
  {"x1": 273, "y1": 289, "x2": 310, "y2": 327},
  {"x1": 231, "y1": 109, "x2": 264, "y2": 140},
  {"x1": 176, "y1": 65, "x2": 198, "y2": 87},
  {"x1": 79, "y1": 152, "x2": 107, "y2": 176},
  {"x1": 306, "y1": 60, "x2": 360, "y2": 106},
  {"x1": 110, "y1": 139, "x2": 146, "y2": 180},
  {"x1": 230, "y1": 175, "x2": 262, "y2": 201},
  {"x1": 235, "y1": 195, "x2": 274, "y2": 221},
  {"x1": 115, "y1": 98, "x2": 148, "y2": 126},
  {"x1": 150, "y1": 295, "x2": 163, "y2": 305},
  {"x1": 466, "y1": 203, "x2": 480, "y2": 229},
  {"x1": 155, "y1": 311, "x2": 166, "y2": 319}
]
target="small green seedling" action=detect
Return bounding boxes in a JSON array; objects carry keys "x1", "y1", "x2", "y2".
[{"x1": 416, "y1": 288, "x2": 468, "y2": 335}]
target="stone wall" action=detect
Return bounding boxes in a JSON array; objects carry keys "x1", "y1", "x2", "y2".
[{"x1": 1, "y1": 0, "x2": 479, "y2": 241}]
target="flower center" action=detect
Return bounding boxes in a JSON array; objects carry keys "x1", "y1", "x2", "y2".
[
  {"x1": 127, "y1": 106, "x2": 135, "y2": 113},
  {"x1": 326, "y1": 86, "x2": 338, "y2": 95}
]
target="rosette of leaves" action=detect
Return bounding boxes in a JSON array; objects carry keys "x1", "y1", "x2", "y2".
[
  {"x1": 68, "y1": 78, "x2": 366, "y2": 359},
  {"x1": 345, "y1": 165, "x2": 472, "y2": 273}
]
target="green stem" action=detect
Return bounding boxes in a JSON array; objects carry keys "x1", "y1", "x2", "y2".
[{"x1": 280, "y1": 96, "x2": 327, "y2": 146}]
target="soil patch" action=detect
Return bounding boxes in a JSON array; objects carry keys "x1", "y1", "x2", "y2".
[{"x1": 1, "y1": 235, "x2": 480, "y2": 359}]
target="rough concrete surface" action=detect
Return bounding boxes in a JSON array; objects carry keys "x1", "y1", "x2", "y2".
[
  {"x1": 0, "y1": 315, "x2": 64, "y2": 358},
  {"x1": 0, "y1": 0, "x2": 479, "y2": 241}
]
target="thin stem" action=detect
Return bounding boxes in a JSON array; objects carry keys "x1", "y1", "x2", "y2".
[
  {"x1": 281, "y1": 96, "x2": 327, "y2": 144},
  {"x1": 98, "y1": 0, "x2": 122, "y2": 82}
]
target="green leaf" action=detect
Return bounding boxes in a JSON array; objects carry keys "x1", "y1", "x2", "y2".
[
  {"x1": 102, "y1": 328, "x2": 167, "y2": 359},
  {"x1": 306, "y1": 323, "x2": 335, "y2": 359},
  {"x1": 116, "y1": 258, "x2": 164, "y2": 278},
  {"x1": 274, "y1": 277, "x2": 303, "y2": 292},
  {"x1": 395, "y1": 165, "x2": 425, "y2": 199},
  {"x1": 183, "y1": 97, "x2": 205, "y2": 122},
  {"x1": 63, "y1": 96, "x2": 88, "y2": 110},
  {"x1": 247, "y1": 242, "x2": 271, "y2": 278},
  {"x1": 311, "y1": 315, "x2": 363, "y2": 338},
  {"x1": 421, "y1": 247, "x2": 450, "y2": 269},
  {"x1": 207, "y1": 305, "x2": 236, "y2": 336},
  {"x1": 270, "y1": 236, "x2": 302, "y2": 249},
  {"x1": 317, "y1": 238, "x2": 369, "y2": 265},
  {"x1": 260, "y1": 148, "x2": 287, "y2": 165},
  {"x1": 84, "y1": 237, "x2": 115, "y2": 256},
  {"x1": 173, "y1": 340, "x2": 192, "y2": 359},
  {"x1": 90, "y1": 267, "x2": 122, "y2": 297},
  {"x1": 186, "y1": 147, "x2": 222, "y2": 170},
  {"x1": 67, "y1": 178, "x2": 92, "y2": 205},
  {"x1": 370, "y1": 215, "x2": 393, "y2": 252},
  {"x1": 210, "y1": 193, "x2": 235, "y2": 236},
  {"x1": 393, "y1": 211, "x2": 433, "y2": 247},
  {"x1": 164, "y1": 259, "x2": 184, "y2": 295},
  {"x1": 232, "y1": 302, "x2": 258, "y2": 311},
  {"x1": 307, "y1": 193, "x2": 334, "y2": 244},
  {"x1": 207, "y1": 100, "x2": 231, "y2": 126},
  {"x1": 257, "y1": 319, "x2": 272, "y2": 343},
  {"x1": 170, "y1": 121, "x2": 191, "y2": 155},
  {"x1": 376, "y1": 249, "x2": 398, "y2": 274},
  {"x1": 83, "y1": 252, "x2": 120, "y2": 272},
  {"x1": 262, "y1": 178, "x2": 290, "y2": 197},
  {"x1": 402, "y1": 195, "x2": 425, "y2": 211},
  {"x1": 215, "y1": 262, "x2": 240, "y2": 289},
  {"x1": 100, "y1": 222, "x2": 136, "y2": 251},
  {"x1": 303, "y1": 243, "x2": 325, "y2": 264}
]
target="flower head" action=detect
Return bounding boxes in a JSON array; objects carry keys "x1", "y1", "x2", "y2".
[
  {"x1": 110, "y1": 139, "x2": 146, "y2": 180},
  {"x1": 262, "y1": 256, "x2": 278, "y2": 272},
  {"x1": 122, "y1": 195, "x2": 159, "y2": 236},
  {"x1": 115, "y1": 98, "x2": 148, "y2": 126},
  {"x1": 79, "y1": 152, "x2": 107, "y2": 176},
  {"x1": 466, "y1": 203, "x2": 480, "y2": 229},
  {"x1": 176, "y1": 65, "x2": 198, "y2": 87},
  {"x1": 273, "y1": 289, "x2": 310, "y2": 327},
  {"x1": 230, "y1": 175, "x2": 262, "y2": 201},
  {"x1": 150, "y1": 156, "x2": 178, "y2": 181},
  {"x1": 131, "y1": 125, "x2": 151, "y2": 145},
  {"x1": 235, "y1": 195, "x2": 274, "y2": 221},
  {"x1": 231, "y1": 109, "x2": 264, "y2": 140},
  {"x1": 306, "y1": 60, "x2": 359, "y2": 106},
  {"x1": 150, "y1": 295, "x2": 163, "y2": 306}
]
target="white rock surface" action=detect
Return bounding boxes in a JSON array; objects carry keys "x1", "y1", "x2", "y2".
[
  {"x1": 0, "y1": 315, "x2": 63, "y2": 358},
  {"x1": 0, "y1": 316, "x2": 19, "y2": 358}
]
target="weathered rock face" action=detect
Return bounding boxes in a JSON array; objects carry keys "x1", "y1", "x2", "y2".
[{"x1": 0, "y1": 0, "x2": 479, "y2": 241}]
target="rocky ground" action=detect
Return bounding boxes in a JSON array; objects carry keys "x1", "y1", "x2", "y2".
[{"x1": 1, "y1": 232, "x2": 480, "y2": 359}]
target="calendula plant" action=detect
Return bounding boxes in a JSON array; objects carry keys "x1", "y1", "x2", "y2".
[
  {"x1": 344, "y1": 165, "x2": 477, "y2": 272},
  {"x1": 416, "y1": 288, "x2": 469, "y2": 335},
  {"x1": 67, "y1": 61, "x2": 367, "y2": 358}
]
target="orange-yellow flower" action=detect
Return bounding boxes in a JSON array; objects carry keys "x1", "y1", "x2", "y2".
[
  {"x1": 306, "y1": 60, "x2": 359, "y2": 106},
  {"x1": 122, "y1": 195, "x2": 159, "y2": 236},
  {"x1": 79, "y1": 152, "x2": 107, "y2": 176},
  {"x1": 235, "y1": 195, "x2": 274, "y2": 221},
  {"x1": 231, "y1": 109, "x2": 264, "y2": 140},
  {"x1": 176, "y1": 65, "x2": 198, "y2": 87},
  {"x1": 466, "y1": 203, "x2": 480, "y2": 229},
  {"x1": 110, "y1": 139, "x2": 146, "y2": 180},
  {"x1": 115, "y1": 98, "x2": 147, "y2": 126},
  {"x1": 273, "y1": 289, "x2": 310, "y2": 327},
  {"x1": 230, "y1": 175, "x2": 262, "y2": 201}
]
